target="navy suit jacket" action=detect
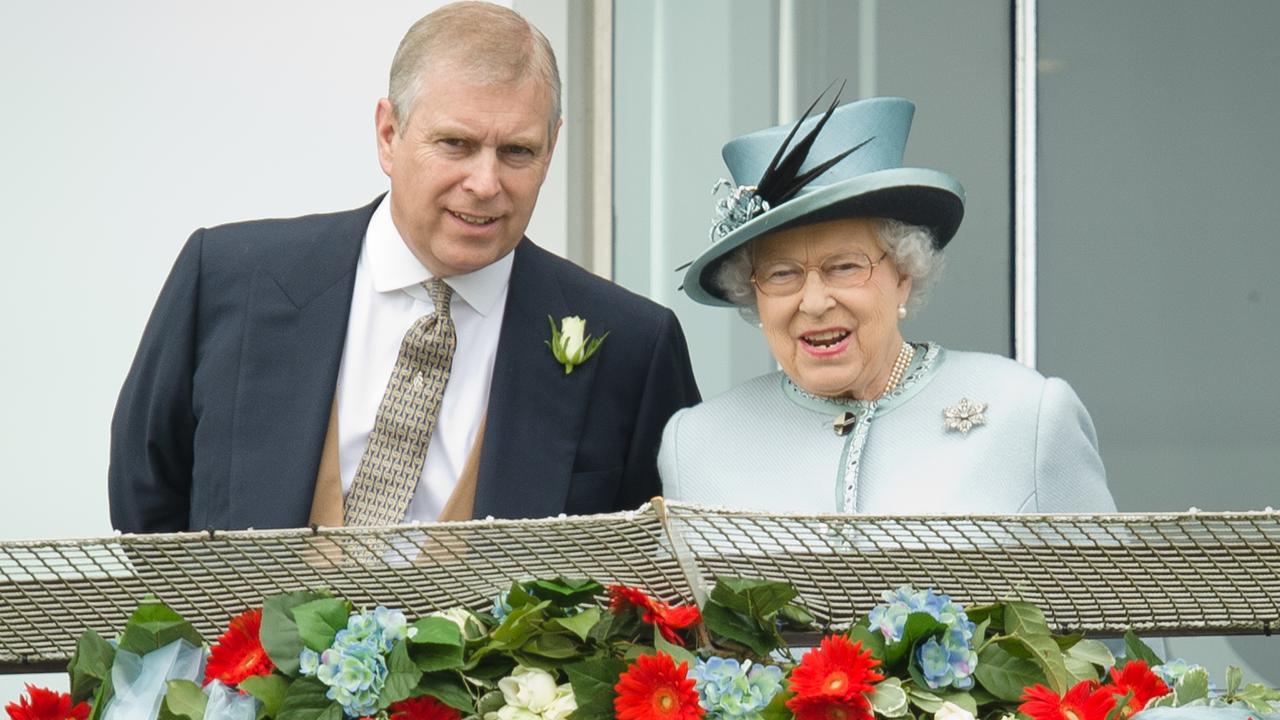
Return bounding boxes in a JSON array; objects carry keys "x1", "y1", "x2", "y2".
[{"x1": 108, "y1": 198, "x2": 700, "y2": 532}]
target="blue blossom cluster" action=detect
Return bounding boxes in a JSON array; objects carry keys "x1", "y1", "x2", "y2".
[
  {"x1": 689, "y1": 657, "x2": 785, "y2": 719},
  {"x1": 867, "y1": 586, "x2": 979, "y2": 690},
  {"x1": 299, "y1": 607, "x2": 414, "y2": 717},
  {"x1": 1153, "y1": 659, "x2": 1204, "y2": 687}
]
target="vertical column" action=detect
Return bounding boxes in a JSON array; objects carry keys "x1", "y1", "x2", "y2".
[{"x1": 1013, "y1": 0, "x2": 1038, "y2": 367}]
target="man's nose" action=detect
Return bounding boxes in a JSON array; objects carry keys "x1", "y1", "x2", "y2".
[
  {"x1": 797, "y1": 269, "x2": 835, "y2": 315},
  {"x1": 461, "y1": 151, "x2": 502, "y2": 199}
]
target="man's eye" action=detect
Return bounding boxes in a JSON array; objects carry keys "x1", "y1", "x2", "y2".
[
  {"x1": 440, "y1": 138, "x2": 468, "y2": 149},
  {"x1": 503, "y1": 145, "x2": 535, "y2": 157}
]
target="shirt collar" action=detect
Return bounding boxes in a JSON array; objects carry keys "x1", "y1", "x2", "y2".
[{"x1": 365, "y1": 193, "x2": 514, "y2": 316}]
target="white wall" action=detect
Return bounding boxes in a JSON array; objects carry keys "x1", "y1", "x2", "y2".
[{"x1": 0, "y1": 0, "x2": 578, "y2": 700}]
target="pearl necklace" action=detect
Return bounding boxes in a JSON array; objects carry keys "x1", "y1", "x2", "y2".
[{"x1": 879, "y1": 341, "x2": 915, "y2": 398}]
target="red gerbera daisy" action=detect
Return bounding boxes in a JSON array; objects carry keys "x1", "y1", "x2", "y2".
[
  {"x1": 204, "y1": 608, "x2": 275, "y2": 687},
  {"x1": 1101, "y1": 661, "x2": 1171, "y2": 718},
  {"x1": 4, "y1": 684, "x2": 90, "y2": 720},
  {"x1": 607, "y1": 585, "x2": 702, "y2": 646},
  {"x1": 614, "y1": 652, "x2": 704, "y2": 720},
  {"x1": 387, "y1": 695, "x2": 463, "y2": 720},
  {"x1": 787, "y1": 635, "x2": 883, "y2": 716},
  {"x1": 1021, "y1": 681, "x2": 1106, "y2": 720}
]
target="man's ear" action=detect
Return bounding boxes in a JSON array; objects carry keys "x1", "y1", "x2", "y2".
[{"x1": 375, "y1": 97, "x2": 399, "y2": 177}]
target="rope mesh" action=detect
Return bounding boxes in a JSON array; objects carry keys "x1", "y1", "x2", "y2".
[{"x1": 2, "y1": 502, "x2": 1277, "y2": 670}]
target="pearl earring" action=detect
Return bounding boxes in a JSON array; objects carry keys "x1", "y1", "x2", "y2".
[{"x1": 897, "y1": 305, "x2": 907, "y2": 320}]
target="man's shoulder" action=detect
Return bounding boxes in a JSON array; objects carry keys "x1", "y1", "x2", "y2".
[
  {"x1": 515, "y1": 240, "x2": 675, "y2": 329},
  {"x1": 197, "y1": 199, "x2": 379, "y2": 254}
]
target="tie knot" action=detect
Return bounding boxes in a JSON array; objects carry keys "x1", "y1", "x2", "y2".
[{"x1": 424, "y1": 278, "x2": 453, "y2": 317}]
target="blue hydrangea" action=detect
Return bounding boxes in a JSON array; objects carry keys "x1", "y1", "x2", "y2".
[
  {"x1": 867, "y1": 586, "x2": 979, "y2": 690},
  {"x1": 491, "y1": 590, "x2": 514, "y2": 623},
  {"x1": 298, "y1": 606, "x2": 410, "y2": 717},
  {"x1": 690, "y1": 657, "x2": 785, "y2": 719},
  {"x1": 1153, "y1": 659, "x2": 1204, "y2": 687}
]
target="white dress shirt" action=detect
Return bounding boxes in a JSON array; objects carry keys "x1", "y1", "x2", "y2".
[{"x1": 336, "y1": 195, "x2": 512, "y2": 522}]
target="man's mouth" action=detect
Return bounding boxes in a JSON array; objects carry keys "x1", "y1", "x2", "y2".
[
  {"x1": 801, "y1": 329, "x2": 851, "y2": 348},
  {"x1": 449, "y1": 210, "x2": 499, "y2": 226}
]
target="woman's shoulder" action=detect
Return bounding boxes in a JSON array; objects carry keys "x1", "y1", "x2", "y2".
[{"x1": 665, "y1": 371, "x2": 788, "y2": 433}]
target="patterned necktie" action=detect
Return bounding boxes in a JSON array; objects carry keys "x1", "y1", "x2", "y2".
[{"x1": 344, "y1": 278, "x2": 456, "y2": 526}]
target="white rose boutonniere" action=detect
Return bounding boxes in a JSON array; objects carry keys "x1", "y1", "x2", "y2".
[{"x1": 546, "y1": 315, "x2": 608, "y2": 374}]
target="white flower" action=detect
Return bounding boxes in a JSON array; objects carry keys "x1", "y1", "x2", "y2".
[
  {"x1": 484, "y1": 666, "x2": 577, "y2": 720},
  {"x1": 935, "y1": 701, "x2": 976, "y2": 720},
  {"x1": 546, "y1": 315, "x2": 608, "y2": 374},
  {"x1": 427, "y1": 607, "x2": 484, "y2": 640},
  {"x1": 559, "y1": 316, "x2": 587, "y2": 363}
]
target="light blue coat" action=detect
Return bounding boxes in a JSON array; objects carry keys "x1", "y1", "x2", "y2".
[{"x1": 658, "y1": 345, "x2": 1116, "y2": 513}]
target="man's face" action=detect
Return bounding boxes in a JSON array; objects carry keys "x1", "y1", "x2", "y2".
[{"x1": 376, "y1": 65, "x2": 560, "y2": 277}]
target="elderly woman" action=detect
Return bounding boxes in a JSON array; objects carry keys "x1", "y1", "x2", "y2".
[{"x1": 658, "y1": 95, "x2": 1115, "y2": 514}]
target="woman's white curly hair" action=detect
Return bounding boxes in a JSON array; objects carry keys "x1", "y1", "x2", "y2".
[{"x1": 712, "y1": 218, "x2": 944, "y2": 323}]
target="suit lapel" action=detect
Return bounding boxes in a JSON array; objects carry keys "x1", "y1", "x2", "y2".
[
  {"x1": 228, "y1": 200, "x2": 378, "y2": 529},
  {"x1": 474, "y1": 240, "x2": 602, "y2": 518}
]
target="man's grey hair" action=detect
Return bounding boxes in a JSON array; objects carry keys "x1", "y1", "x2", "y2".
[
  {"x1": 713, "y1": 218, "x2": 945, "y2": 322},
  {"x1": 389, "y1": 1, "x2": 562, "y2": 136}
]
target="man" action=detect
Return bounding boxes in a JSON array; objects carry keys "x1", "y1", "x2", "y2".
[{"x1": 108, "y1": 1, "x2": 700, "y2": 533}]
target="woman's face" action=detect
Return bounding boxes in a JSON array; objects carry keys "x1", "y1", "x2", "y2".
[{"x1": 752, "y1": 217, "x2": 912, "y2": 400}]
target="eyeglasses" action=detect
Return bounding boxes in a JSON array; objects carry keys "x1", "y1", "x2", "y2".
[{"x1": 751, "y1": 251, "x2": 889, "y2": 297}]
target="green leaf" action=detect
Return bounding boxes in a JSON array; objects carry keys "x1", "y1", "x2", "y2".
[
  {"x1": 1104, "y1": 690, "x2": 1135, "y2": 720},
  {"x1": 262, "y1": 591, "x2": 332, "y2": 676},
  {"x1": 522, "y1": 631, "x2": 581, "y2": 659},
  {"x1": 551, "y1": 607, "x2": 601, "y2": 642},
  {"x1": 526, "y1": 577, "x2": 603, "y2": 607},
  {"x1": 566, "y1": 658, "x2": 628, "y2": 720},
  {"x1": 1009, "y1": 633, "x2": 1071, "y2": 695},
  {"x1": 419, "y1": 672, "x2": 476, "y2": 713},
  {"x1": 974, "y1": 642, "x2": 1048, "y2": 702},
  {"x1": 710, "y1": 577, "x2": 798, "y2": 618},
  {"x1": 1121, "y1": 631, "x2": 1163, "y2": 668},
  {"x1": 1065, "y1": 639, "x2": 1115, "y2": 670},
  {"x1": 1003, "y1": 601, "x2": 1051, "y2": 638},
  {"x1": 477, "y1": 689, "x2": 507, "y2": 716},
  {"x1": 490, "y1": 601, "x2": 550, "y2": 646},
  {"x1": 885, "y1": 612, "x2": 946, "y2": 667},
  {"x1": 700, "y1": 602, "x2": 776, "y2": 656},
  {"x1": 908, "y1": 686, "x2": 945, "y2": 713},
  {"x1": 777, "y1": 603, "x2": 816, "y2": 628},
  {"x1": 653, "y1": 625, "x2": 698, "y2": 668},
  {"x1": 1225, "y1": 665, "x2": 1243, "y2": 697},
  {"x1": 409, "y1": 617, "x2": 465, "y2": 672},
  {"x1": 1175, "y1": 667, "x2": 1210, "y2": 705},
  {"x1": 847, "y1": 623, "x2": 886, "y2": 661},
  {"x1": 68, "y1": 628, "x2": 116, "y2": 704},
  {"x1": 1064, "y1": 654, "x2": 1100, "y2": 685},
  {"x1": 938, "y1": 690, "x2": 978, "y2": 716},
  {"x1": 159, "y1": 679, "x2": 208, "y2": 720},
  {"x1": 277, "y1": 676, "x2": 342, "y2": 720},
  {"x1": 291, "y1": 598, "x2": 350, "y2": 653},
  {"x1": 118, "y1": 601, "x2": 204, "y2": 656},
  {"x1": 869, "y1": 677, "x2": 910, "y2": 717},
  {"x1": 240, "y1": 674, "x2": 289, "y2": 717},
  {"x1": 377, "y1": 640, "x2": 424, "y2": 709}
]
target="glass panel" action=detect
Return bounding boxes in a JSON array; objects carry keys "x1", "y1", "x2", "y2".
[{"x1": 1039, "y1": 0, "x2": 1280, "y2": 683}]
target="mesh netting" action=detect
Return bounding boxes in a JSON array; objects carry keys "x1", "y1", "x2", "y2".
[{"x1": 2, "y1": 501, "x2": 1277, "y2": 672}]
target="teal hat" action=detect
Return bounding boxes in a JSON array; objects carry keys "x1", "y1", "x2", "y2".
[{"x1": 682, "y1": 94, "x2": 965, "y2": 307}]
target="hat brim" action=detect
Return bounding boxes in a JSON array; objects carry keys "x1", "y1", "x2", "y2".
[{"x1": 683, "y1": 167, "x2": 965, "y2": 307}]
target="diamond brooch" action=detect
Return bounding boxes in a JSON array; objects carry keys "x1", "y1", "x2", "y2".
[{"x1": 943, "y1": 398, "x2": 987, "y2": 434}]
